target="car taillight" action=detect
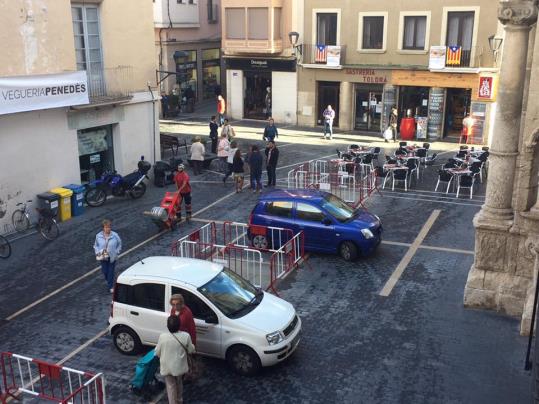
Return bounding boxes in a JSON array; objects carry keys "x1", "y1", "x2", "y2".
[{"x1": 248, "y1": 213, "x2": 253, "y2": 225}]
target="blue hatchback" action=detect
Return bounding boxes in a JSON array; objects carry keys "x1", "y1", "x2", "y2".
[{"x1": 249, "y1": 189, "x2": 382, "y2": 261}]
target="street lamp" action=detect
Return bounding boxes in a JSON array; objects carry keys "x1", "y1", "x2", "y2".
[
  {"x1": 288, "y1": 31, "x2": 302, "y2": 60},
  {"x1": 488, "y1": 35, "x2": 503, "y2": 65}
]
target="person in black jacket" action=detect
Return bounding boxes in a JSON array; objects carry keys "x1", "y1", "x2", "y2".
[
  {"x1": 209, "y1": 116, "x2": 218, "y2": 154},
  {"x1": 248, "y1": 145, "x2": 263, "y2": 193},
  {"x1": 231, "y1": 149, "x2": 244, "y2": 193},
  {"x1": 264, "y1": 141, "x2": 279, "y2": 187}
]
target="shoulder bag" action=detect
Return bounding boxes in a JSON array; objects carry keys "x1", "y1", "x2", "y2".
[{"x1": 171, "y1": 333, "x2": 201, "y2": 382}]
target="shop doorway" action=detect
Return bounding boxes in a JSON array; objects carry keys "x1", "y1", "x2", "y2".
[
  {"x1": 244, "y1": 71, "x2": 271, "y2": 120},
  {"x1": 317, "y1": 81, "x2": 340, "y2": 127},
  {"x1": 398, "y1": 86, "x2": 430, "y2": 119},
  {"x1": 444, "y1": 88, "x2": 471, "y2": 138},
  {"x1": 77, "y1": 125, "x2": 115, "y2": 184},
  {"x1": 354, "y1": 88, "x2": 383, "y2": 132}
]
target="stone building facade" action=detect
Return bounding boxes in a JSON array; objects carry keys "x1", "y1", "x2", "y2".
[{"x1": 463, "y1": 0, "x2": 539, "y2": 335}]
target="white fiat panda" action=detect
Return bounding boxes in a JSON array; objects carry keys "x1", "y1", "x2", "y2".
[{"x1": 108, "y1": 256, "x2": 301, "y2": 375}]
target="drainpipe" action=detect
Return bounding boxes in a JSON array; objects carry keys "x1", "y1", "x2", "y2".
[{"x1": 148, "y1": 84, "x2": 157, "y2": 164}]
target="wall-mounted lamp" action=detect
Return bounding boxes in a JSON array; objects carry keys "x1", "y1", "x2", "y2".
[
  {"x1": 488, "y1": 35, "x2": 503, "y2": 65},
  {"x1": 288, "y1": 31, "x2": 302, "y2": 60}
]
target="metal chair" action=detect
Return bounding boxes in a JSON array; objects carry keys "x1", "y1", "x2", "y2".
[
  {"x1": 456, "y1": 174, "x2": 475, "y2": 199},
  {"x1": 435, "y1": 169, "x2": 453, "y2": 193},
  {"x1": 392, "y1": 168, "x2": 409, "y2": 191},
  {"x1": 399, "y1": 141, "x2": 408, "y2": 147},
  {"x1": 415, "y1": 148, "x2": 427, "y2": 166},
  {"x1": 372, "y1": 147, "x2": 381, "y2": 162},
  {"x1": 406, "y1": 157, "x2": 420, "y2": 181},
  {"x1": 422, "y1": 142, "x2": 430, "y2": 150},
  {"x1": 425, "y1": 152, "x2": 438, "y2": 165},
  {"x1": 359, "y1": 154, "x2": 374, "y2": 176}
]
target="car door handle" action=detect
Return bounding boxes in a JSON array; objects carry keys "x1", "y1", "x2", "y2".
[{"x1": 130, "y1": 311, "x2": 139, "y2": 316}]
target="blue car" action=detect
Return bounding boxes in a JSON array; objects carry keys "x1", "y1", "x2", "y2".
[{"x1": 249, "y1": 189, "x2": 382, "y2": 261}]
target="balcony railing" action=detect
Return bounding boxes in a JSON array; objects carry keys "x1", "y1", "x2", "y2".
[
  {"x1": 87, "y1": 65, "x2": 133, "y2": 104},
  {"x1": 442, "y1": 46, "x2": 484, "y2": 68},
  {"x1": 301, "y1": 44, "x2": 346, "y2": 67}
]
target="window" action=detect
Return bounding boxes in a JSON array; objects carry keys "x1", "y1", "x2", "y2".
[
  {"x1": 172, "y1": 287, "x2": 217, "y2": 321},
  {"x1": 274, "y1": 8, "x2": 281, "y2": 40},
  {"x1": 446, "y1": 11, "x2": 474, "y2": 50},
  {"x1": 114, "y1": 283, "x2": 165, "y2": 312},
  {"x1": 226, "y1": 8, "x2": 245, "y2": 39},
  {"x1": 178, "y1": 0, "x2": 197, "y2": 3},
  {"x1": 265, "y1": 201, "x2": 293, "y2": 218},
  {"x1": 248, "y1": 8, "x2": 268, "y2": 40},
  {"x1": 316, "y1": 13, "x2": 337, "y2": 45},
  {"x1": 403, "y1": 16, "x2": 426, "y2": 50},
  {"x1": 71, "y1": 5, "x2": 102, "y2": 73},
  {"x1": 296, "y1": 203, "x2": 325, "y2": 222},
  {"x1": 362, "y1": 16, "x2": 384, "y2": 49}
]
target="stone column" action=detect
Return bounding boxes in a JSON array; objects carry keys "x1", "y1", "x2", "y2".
[
  {"x1": 339, "y1": 81, "x2": 353, "y2": 131},
  {"x1": 477, "y1": 0, "x2": 538, "y2": 226}
]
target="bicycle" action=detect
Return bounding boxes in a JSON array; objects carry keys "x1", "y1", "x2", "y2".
[
  {"x1": 11, "y1": 199, "x2": 33, "y2": 232},
  {"x1": 0, "y1": 234, "x2": 11, "y2": 259},
  {"x1": 36, "y1": 208, "x2": 59, "y2": 240}
]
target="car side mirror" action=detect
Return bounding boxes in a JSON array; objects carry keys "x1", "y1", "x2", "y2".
[
  {"x1": 322, "y1": 218, "x2": 332, "y2": 226},
  {"x1": 205, "y1": 314, "x2": 218, "y2": 324}
]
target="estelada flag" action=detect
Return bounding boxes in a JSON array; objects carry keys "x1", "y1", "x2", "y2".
[
  {"x1": 315, "y1": 45, "x2": 327, "y2": 63},
  {"x1": 446, "y1": 46, "x2": 462, "y2": 65}
]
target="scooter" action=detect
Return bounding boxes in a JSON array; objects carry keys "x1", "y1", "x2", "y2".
[{"x1": 84, "y1": 157, "x2": 152, "y2": 207}]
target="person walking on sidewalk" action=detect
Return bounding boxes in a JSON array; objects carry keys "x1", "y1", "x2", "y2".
[
  {"x1": 389, "y1": 105, "x2": 398, "y2": 143},
  {"x1": 190, "y1": 136, "x2": 205, "y2": 176},
  {"x1": 217, "y1": 95, "x2": 226, "y2": 126},
  {"x1": 265, "y1": 140, "x2": 279, "y2": 187},
  {"x1": 322, "y1": 105, "x2": 335, "y2": 140},
  {"x1": 231, "y1": 149, "x2": 245, "y2": 193},
  {"x1": 217, "y1": 132, "x2": 229, "y2": 173},
  {"x1": 248, "y1": 145, "x2": 263, "y2": 193},
  {"x1": 93, "y1": 219, "x2": 122, "y2": 293},
  {"x1": 155, "y1": 316, "x2": 195, "y2": 404},
  {"x1": 223, "y1": 140, "x2": 238, "y2": 185},
  {"x1": 263, "y1": 118, "x2": 279, "y2": 142},
  {"x1": 209, "y1": 116, "x2": 218, "y2": 154},
  {"x1": 174, "y1": 164, "x2": 192, "y2": 222},
  {"x1": 221, "y1": 119, "x2": 236, "y2": 141}
]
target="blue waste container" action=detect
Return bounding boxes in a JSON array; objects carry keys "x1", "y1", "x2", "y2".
[{"x1": 63, "y1": 184, "x2": 85, "y2": 216}]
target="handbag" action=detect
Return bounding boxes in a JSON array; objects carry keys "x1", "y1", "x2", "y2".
[
  {"x1": 171, "y1": 333, "x2": 201, "y2": 382},
  {"x1": 383, "y1": 127, "x2": 394, "y2": 140},
  {"x1": 96, "y1": 238, "x2": 110, "y2": 261}
]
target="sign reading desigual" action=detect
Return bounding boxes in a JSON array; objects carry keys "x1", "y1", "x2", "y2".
[{"x1": 0, "y1": 71, "x2": 89, "y2": 115}]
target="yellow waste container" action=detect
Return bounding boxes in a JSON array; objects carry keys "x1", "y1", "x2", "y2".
[{"x1": 50, "y1": 187, "x2": 73, "y2": 222}]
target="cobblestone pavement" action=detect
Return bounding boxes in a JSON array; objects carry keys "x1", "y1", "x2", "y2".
[{"x1": 0, "y1": 123, "x2": 531, "y2": 404}]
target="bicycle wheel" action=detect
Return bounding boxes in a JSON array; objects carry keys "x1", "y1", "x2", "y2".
[
  {"x1": 38, "y1": 218, "x2": 59, "y2": 240},
  {"x1": 11, "y1": 210, "x2": 30, "y2": 232},
  {"x1": 0, "y1": 235, "x2": 11, "y2": 259}
]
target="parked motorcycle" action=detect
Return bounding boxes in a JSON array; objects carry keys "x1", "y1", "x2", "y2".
[{"x1": 85, "y1": 157, "x2": 152, "y2": 207}]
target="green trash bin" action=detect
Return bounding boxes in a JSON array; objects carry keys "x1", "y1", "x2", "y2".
[
  {"x1": 63, "y1": 184, "x2": 85, "y2": 216},
  {"x1": 36, "y1": 192, "x2": 60, "y2": 217}
]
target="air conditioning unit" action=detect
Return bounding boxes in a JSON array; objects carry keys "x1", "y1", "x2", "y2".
[{"x1": 208, "y1": 3, "x2": 219, "y2": 23}]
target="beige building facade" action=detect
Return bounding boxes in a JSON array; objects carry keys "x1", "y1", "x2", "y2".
[
  {"x1": 154, "y1": 0, "x2": 226, "y2": 108},
  {"x1": 0, "y1": 0, "x2": 159, "y2": 229},
  {"x1": 463, "y1": 0, "x2": 539, "y2": 336},
  {"x1": 221, "y1": 0, "x2": 303, "y2": 124},
  {"x1": 297, "y1": 0, "x2": 500, "y2": 143}
]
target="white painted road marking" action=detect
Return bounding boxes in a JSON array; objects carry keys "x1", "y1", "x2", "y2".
[{"x1": 379, "y1": 209, "x2": 441, "y2": 297}]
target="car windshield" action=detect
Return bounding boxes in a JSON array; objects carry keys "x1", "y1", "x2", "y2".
[
  {"x1": 321, "y1": 194, "x2": 356, "y2": 222},
  {"x1": 198, "y1": 268, "x2": 262, "y2": 319}
]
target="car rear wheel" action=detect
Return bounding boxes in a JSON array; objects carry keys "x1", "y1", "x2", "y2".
[
  {"x1": 113, "y1": 326, "x2": 142, "y2": 355},
  {"x1": 227, "y1": 345, "x2": 261, "y2": 376},
  {"x1": 251, "y1": 234, "x2": 269, "y2": 250},
  {"x1": 339, "y1": 241, "x2": 358, "y2": 261}
]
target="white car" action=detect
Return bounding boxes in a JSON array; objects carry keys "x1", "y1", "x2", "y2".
[{"x1": 108, "y1": 256, "x2": 301, "y2": 375}]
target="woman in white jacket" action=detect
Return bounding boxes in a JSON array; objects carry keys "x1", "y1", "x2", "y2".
[
  {"x1": 190, "y1": 136, "x2": 205, "y2": 175},
  {"x1": 155, "y1": 316, "x2": 195, "y2": 404}
]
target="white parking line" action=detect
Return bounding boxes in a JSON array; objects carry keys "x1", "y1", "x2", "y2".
[
  {"x1": 379, "y1": 209, "x2": 441, "y2": 297},
  {"x1": 380, "y1": 194, "x2": 482, "y2": 207}
]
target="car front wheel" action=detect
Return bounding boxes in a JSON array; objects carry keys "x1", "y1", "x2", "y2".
[
  {"x1": 339, "y1": 241, "x2": 358, "y2": 261},
  {"x1": 113, "y1": 326, "x2": 142, "y2": 355},
  {"x1": 227, "y1": 345, "x2": 261, "y2": 376}
]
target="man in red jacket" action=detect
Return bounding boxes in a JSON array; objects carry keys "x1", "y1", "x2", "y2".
[
  {"x1": 173, "y1": 164, "x2": 192, "y2": 222},
  {"x1": 170, "y1": 293, "x2": 197, "y2": 346}
]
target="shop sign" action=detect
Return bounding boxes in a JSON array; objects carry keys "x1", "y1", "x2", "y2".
[
  {"x1": 77, "y1": 128, "x2": 109, "y2": 155},
  {"x1": 429, "y1": 46, "x2": 447, "y2": 70},
  {"x1": 470, "y1": 102, "x2": 487, "y2": 141},
  {"x1": 0, "y1": 71, "x2": 89, "y2": 115},
  {"x1": 225, "y1": 57, "x2": 296, "y2": 72},
  {"x1": 427, "y1": 88, "x2": 445, "y2": 139},
  {"x1": 478, "y1": 76, "x2": 494, "y2": 99},
  {"x1": 344, "y1": 68, "x2": 388, "y2": 84},
  {"x1": 326, "y1": 46, "x2": 342, "y2": 67},
  {"x1": 416, "y1": 117, "x2": 428, "y2": 139},
  {"x1": 89, "y1": 153, "x2": 101, "y2": 164}
]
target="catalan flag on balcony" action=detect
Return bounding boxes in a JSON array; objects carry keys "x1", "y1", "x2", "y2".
[
  {"x1": 315, "y1": 44, "x2": 327, "y2": 63},
  {"x1": 446, "y1": 45, "x2": 462, "y2": 65}
]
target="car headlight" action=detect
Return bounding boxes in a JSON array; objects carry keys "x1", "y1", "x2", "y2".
[
  {"x1": 361, "y1": 228, "x2": 374, "y2": 239},
  {"x1": 266, "y1": 331, "x2": 284, "y2": 345}
]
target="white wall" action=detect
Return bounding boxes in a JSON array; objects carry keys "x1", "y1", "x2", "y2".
[
  {"x1": 227, "y1": 69, "x2": 244, "y2": 120},
  {"x1": 153, "y1": 0, "x2": 200, "y2": 27},
  {"x1": 272, "y1": 71, "x2": 297, "y2": 124}
]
